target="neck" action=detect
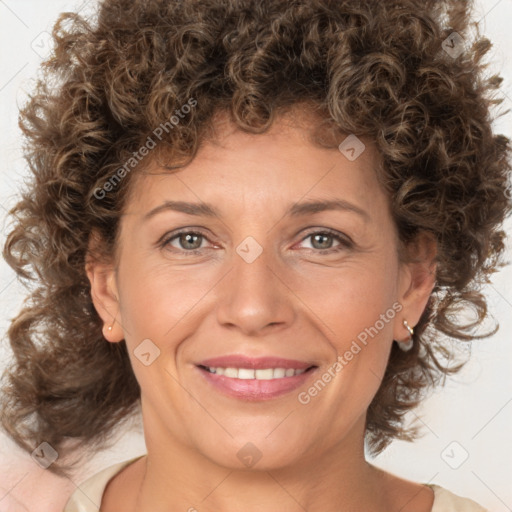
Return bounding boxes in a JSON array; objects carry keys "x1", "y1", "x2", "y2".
[{"x1": 133, "y1": 404, "x2": 393, "y2": 512}]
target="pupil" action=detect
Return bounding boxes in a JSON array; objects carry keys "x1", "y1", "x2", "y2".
[
  {"x1": 314, "y1": 234, "x2": 332, "y2": 249},
  {"x1": 182, "y1": 233, "x2": 201, "y2": 249}
]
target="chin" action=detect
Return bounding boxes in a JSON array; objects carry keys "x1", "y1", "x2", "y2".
[{"x1": 195, "y1": 433, "x2": 308, "y2": 471}]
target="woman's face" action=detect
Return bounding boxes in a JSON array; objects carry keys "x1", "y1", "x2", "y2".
[{"x1": 91, "y1": 112, "x2": 432, "y2": 470}]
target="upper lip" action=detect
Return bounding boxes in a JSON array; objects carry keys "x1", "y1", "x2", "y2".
[{"x1": 198, "y1": 355, "x2": 316, "y2": 370}]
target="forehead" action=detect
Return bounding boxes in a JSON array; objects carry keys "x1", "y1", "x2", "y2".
[{"x1": 124, "y1": 111, "x2": 387, "y2": 222}]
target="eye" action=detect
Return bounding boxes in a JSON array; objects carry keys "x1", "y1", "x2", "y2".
[
  {"x1": 297, "y1": 229, "x2": 353, "y2": 253},
  {"x1": 159, "y1": 228, "x2": 353, "y2": 256},
  {"x1": 160, "y1": 230, "x2": 212, "y2": 253}
]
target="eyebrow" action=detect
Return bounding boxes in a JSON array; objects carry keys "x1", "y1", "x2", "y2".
[{"x1": 143, "y1": 199, "x2": 369, "y2": 222}]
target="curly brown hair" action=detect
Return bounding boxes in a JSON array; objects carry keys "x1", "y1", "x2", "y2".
[{"x1": 1, "y1": 0, "x2": 511, "y2": 479}]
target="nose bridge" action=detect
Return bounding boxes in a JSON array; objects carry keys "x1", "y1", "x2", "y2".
[{"x1": 215, "y1": 233, "x2": 294, "y2": 335}]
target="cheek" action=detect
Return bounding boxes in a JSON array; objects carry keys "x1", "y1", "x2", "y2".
[
  {"x1": 302, "y1": 255, "x2": 399, "y2": 341},
  {"x1": 306, "y1": 255, "x2": 399, "y2": 388},
  {"x1": 116, "y1": 253, "x2": 221, "y2": 347}
]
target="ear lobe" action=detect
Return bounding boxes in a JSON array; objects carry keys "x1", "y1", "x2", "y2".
[
  {"x1": 395, "y1": 232, "x2": 437, "y2": 340},
  {"x1": 85, "y1": 232, "x2": 123, "y2": 342}
]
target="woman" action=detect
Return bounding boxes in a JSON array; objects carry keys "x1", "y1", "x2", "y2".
[{"x1": 1, "y1": 0, "x2": 509, "y2": 510}]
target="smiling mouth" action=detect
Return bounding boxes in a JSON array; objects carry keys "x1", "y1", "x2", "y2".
[
  {"x1": 197, "y1": 365, "x2": 317, "y2": 380},
  {"x1": 195, "y1": 362, "x2": 319, "y2": 401}
]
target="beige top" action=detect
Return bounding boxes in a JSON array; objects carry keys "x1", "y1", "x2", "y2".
[{"x1": 63, "y1": 455, "x2": 489, "y2": 512}]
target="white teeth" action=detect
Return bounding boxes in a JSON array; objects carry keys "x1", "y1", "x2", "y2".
[
  {"x1": 238, "y1": 368, "x2": 255, "y2": 379},
  {"x1": 224, "y1": 367, "x2": 238, "y2": 378},
  {"x1": 204, "y1": 366, "x2": 310, "y2": 379},
  {"x1": 273, "y1": 368, "x2": 286, "y2": 378},
  {"x1": 255, "y1": 368, "x2": 274, "y2": 380}
]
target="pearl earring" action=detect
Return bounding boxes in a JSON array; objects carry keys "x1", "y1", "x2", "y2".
[{"x1": 396, "y1": 319, "x2": 414, "y2": 352}]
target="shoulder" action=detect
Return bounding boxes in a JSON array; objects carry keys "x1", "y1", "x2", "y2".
[
  {"x1": 428, "y1": 484, "x2": 489, "y2": 512},
  {"x1": 63, "y1": 455, "x2": 145, "y2": 512}
]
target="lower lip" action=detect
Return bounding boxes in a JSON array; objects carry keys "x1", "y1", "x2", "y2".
[{"x1": 196, "y1": 366, "x2": 317, "y2": 401}]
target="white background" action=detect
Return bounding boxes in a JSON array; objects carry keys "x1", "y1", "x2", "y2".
[{"x1": 0, "y1": 1, "x2": 511, "y2": 511}]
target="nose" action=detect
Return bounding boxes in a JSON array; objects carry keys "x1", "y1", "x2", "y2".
[{"x1": 216, "y1": 239, "x2": 296, "y2": 337}]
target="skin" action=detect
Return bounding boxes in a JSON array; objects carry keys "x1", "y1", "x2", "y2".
[{"x1": 87, "y1": 110, "x2": 437, "y2": 512}]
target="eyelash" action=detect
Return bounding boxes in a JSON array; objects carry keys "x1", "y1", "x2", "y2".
[{"x1": 158, "y1": 228, "x2": 353, "y2": 256}]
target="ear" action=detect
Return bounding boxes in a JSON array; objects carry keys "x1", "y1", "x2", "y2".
[
  {"x1": 393, "y1": 231, "x2": 437, "y2": 343},
  {"x1": 85, "y1": 230, "x2": 124, "y2": 343}
]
